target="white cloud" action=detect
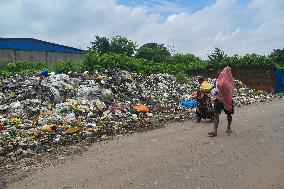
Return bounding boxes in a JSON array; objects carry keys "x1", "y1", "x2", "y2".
[
  {"x1": 138, "y1": 0, "x2": 190, "y2": 15},
  {"x1": 0, "y1": 0, "x2": 283, "y2": 59},
  {"x1": 214, "y1": 27, "x2": 241, "y2": 42}
]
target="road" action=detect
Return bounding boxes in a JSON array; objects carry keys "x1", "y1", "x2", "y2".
[{"x1": 7, "y1": 99, "x2": 284, "y2": 189}]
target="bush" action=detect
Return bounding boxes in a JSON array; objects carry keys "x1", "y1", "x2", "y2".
[
  {"x1": 84, "y1": 51, "x2": 101, "y2": 71},
  {"x1": 176, "y1": 73, "x2": 188, "y2": 81},
  {"x1": 50, "y1": 60, "x2": 79, "y2": 73},
  {"x1": 2, "y1": 61, "x2": 47, "y2": 75},
  {"x1": 1, "y1": 48, "x2": 282, "y2": 76}
]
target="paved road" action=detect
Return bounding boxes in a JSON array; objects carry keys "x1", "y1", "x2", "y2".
[{"x1": 7, "y1": 99, "x2": 284, "y2": 189}]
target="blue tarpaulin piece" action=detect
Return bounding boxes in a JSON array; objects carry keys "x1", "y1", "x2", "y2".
[
  {"x1": 181, "y1": 100, "x2": 197, "y2": 108},
  {"x1": 41, "y1": 69, "x2": 49, "y2": 77},
  {"x1": 275, "y1": 69, "x2": 283, "y2": 93}
]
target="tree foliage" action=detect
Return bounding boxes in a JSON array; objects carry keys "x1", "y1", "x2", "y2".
[
  {"x1": 136, "y1": 43, "x2": 171, "y2": 63},
  {"x1": 269, "y1": 48, "x2": 284, "y2": 66},
  {"x1": 90, "y1": 35, "x2": 137, "y2": 57},
  {"x1": 166, "y1": 53, "x2": 201, "y2": 64},
  {"x1": 110, "y1": 36, "x2": 137, "y2": 56},
  {"x1": 208, "y1": 48, "x2": 226, "y2": 67},
  {"x1": 90, "y1": 36, "x2": 110, "y2": 55}
]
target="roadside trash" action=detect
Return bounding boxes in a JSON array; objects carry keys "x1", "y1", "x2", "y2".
[
  {"x1": 0, "y1": 70, "x2": 278, "y2": 162},
  {"x1": 133, "y1": 104, "x2": 150, "y2": 113},
  {"x1": 41, "y1": 69, "x2": 49, "y2": 77},
  {"x1": 181, "y1": 100, "x2": 197, "y2": 108},
  {"x1": 39, "y1": 124, "x2": 57, "y2": 133},
  {"x1": 66, "y1": 127, "x2": 81, "y2": 135}
]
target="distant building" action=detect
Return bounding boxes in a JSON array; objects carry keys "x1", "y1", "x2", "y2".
[{"x1": 0, "y1": 38, "x2": 84, "y2": 67}]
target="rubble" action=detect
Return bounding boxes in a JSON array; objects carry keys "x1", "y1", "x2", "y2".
[{"x1": 0, "y1": 70, "x2": 282, "y2": 162}]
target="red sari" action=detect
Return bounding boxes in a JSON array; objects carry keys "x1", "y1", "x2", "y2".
[{"x1": 217, "y1": 66, "x2": 234, "y2": 112}]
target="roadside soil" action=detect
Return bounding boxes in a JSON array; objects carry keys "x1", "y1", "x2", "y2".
[{"x1": 4, "y1": 99, "x2": 284, "y2": 189}]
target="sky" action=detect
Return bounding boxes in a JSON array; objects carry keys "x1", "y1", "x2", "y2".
[{"x1": 0, "y1": 0, "x2": 283, "y2": 59}]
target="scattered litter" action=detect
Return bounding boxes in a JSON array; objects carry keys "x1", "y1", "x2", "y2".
[{"x1": 0, "y1": 70, "x2": 281, "y2": 162}]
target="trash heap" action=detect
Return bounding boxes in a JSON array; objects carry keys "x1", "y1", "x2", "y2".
[{"x1": 0, "y1": 70, "x2": 279, "y2": 161}]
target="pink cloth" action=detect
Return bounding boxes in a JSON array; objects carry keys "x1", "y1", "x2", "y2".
[{"x1": 217, "y1": 66, "x2": 234, "y2": 112}]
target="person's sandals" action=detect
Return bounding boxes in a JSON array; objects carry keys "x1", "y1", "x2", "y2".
[
  {"x1": 226, "y1": 129, "x2": 232, "y2": 134},
  {"x1": 208, "y1": 132, "x2": 217, "y2": 137}
]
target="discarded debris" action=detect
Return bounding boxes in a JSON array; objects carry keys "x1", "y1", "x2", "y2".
[{"x1": 0, "y1": 70, "x2": 281, "y2": 162}]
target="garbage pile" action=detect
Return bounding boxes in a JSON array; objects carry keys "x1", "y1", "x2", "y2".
[{"x1": 0, "y1": 70, "x2": 279, "y2": 161}]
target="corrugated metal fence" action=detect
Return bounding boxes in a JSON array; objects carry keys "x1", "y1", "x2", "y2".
[
  {"x1": 0, "y1": 49, "x2": 84, "y2": 68},
  {"x1": 275, "y1": 69, "x2": 284, "y2": 93}
]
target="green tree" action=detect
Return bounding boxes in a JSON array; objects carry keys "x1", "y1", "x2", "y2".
[
  {"x1": 208, "y1": 48, "x2": 226, "y2": 68},
  {"x1": 166, "y1": 53, "x2": 201, "y2": 64},
  {"x1": 269, "y1": 49, "x2": 284, "y2": 66},
  {"x1": 110, "y1": 36, "x2": 137, "y2": 56},
  {"x1": 90, "y1": 36, "x2": 110, "y2": 55},
  {"x1": 240, "y1": 53, "x2": 274, "y2": 68},
  {"x1": 136, "y1": 43, "x2": 171, "y2": 63}
]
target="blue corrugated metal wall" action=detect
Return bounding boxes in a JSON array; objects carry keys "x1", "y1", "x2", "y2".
[
  {"x1": 0, "y1": 38, "x2": 83, "y2": 53},
  {"x1": 275, "y1": 69, "x2": 283, "y2": 93}
]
